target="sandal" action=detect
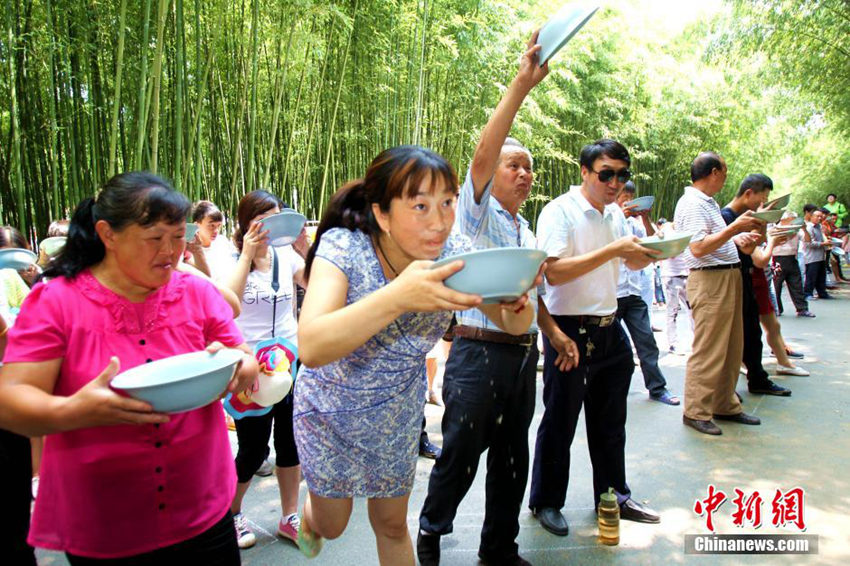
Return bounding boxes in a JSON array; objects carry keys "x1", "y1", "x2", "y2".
[{"x1": 297, "y1": 514, "x2": 324, "y2": 559}]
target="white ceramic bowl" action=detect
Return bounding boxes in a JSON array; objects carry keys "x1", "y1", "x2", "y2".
[
  {"x1": 638, "y1": 231, "x2": 694, "y2": 260},
  {"x1": 537, "y1": 4, "x2": 599, "y2": 66},
  {"x1": 765, "y1": 194, "x2": 791, "y2": 210},
  {"x1": 111, "y1": 349, "x2": 244, "y2": 414},
  {"x1": 40, "y1": 237, "x2": 67, "y2": 257},
  {"x1": 751, "y1": 209, "x2": 785, "y2": 223},
  {"x1": 625, "y1": 195, "x2": 655, "y2": 212},
  {"x1": 0, "y1": 248, "x2": 37, "y2": 270},
  {"x1": 431, "y1": 247, "x2": 546, "y2": 304},
  {"x1": 260, "y1": 212, "x2": 307, "y2": 246}
]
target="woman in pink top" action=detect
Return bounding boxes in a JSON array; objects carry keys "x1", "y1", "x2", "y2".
[{"x1": 0, "y1": 172, "x2": 258, "y2": 565}]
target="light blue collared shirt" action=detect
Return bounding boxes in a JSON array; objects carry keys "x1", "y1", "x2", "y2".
[
  {"x1": 617, "y1": 216, "x2": 649, "y2": 298},
  {"x1": 453, "y1": 169, "x2": 540, "y2": 333}
]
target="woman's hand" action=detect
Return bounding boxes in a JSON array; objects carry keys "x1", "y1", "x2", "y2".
[
  {"x1": 60, "y1": 357, "x2": 170, "y2": 428},
  {"x1": 186, "y1": 232, "x2": 204, "y2": 257},
  {"x1": 241, "y1": 221, "x2": 269, "y2": 262},
  {"x1": 207, "y1": 342, "x2": 258, "y2": 397},
  {"x1": 389, "y1": 260, "x2": 483, "y2": 313}
]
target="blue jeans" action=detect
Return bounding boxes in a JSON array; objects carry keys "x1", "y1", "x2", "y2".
[{"x1": 616, "y1": 295, "x2": 668, "y2": 396}]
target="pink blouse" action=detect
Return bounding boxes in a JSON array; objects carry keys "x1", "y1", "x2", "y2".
[{"x1": 4, "y1": 270, "x2": 243, "y2": 558}]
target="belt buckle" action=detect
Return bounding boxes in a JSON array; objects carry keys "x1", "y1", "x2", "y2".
[{"x1": 599, "y1": 314, "x2": 616, "y2": 327}]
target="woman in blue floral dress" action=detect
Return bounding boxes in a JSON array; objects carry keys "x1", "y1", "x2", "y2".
[{"x1": 293, "y1": 146, "x2": 539, "y2": 565}]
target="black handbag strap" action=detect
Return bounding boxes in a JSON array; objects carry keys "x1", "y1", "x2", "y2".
[{"x1": 271, "y1": 247, "x2": 279, "y2": 337}]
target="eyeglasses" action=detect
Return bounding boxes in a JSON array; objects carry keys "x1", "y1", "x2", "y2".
[{"x1": 589, "y1": 167, "x2": 631, "y2": 184}]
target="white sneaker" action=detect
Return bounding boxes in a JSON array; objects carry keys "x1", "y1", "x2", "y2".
[
  {"x1": 776, "y1": 365, "x2": 809, "y2": 377},
  {"x1": 255, "y1": 458, "x2": 274, "y2": 477},
  {"x1": 234, "y1": 512, "x2": 257, "y2": 549}
]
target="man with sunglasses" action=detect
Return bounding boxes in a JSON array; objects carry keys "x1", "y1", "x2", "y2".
[
  {"x1": 673, "y1": 152, "x2": 766, "y2": 436},
  {"x1": 530, "y1": 139, "x2": 662, "y2": 537}
]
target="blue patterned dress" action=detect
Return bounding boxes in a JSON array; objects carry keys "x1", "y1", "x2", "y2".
[{"x1": 294, "y1": 227, "x2": 471, "y2": 497}]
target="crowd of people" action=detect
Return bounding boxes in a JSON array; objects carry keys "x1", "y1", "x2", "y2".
[{"x1": 0, "y1": 32, "x2": 847, "y2": 566}]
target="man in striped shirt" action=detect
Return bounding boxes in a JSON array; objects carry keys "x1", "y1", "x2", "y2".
[
  {"x1": 418, "y1": 32, "x2": 577, "y2": 566},
  {"x1": 673, "y1": 152, "x2": 766, "y2": 436}
]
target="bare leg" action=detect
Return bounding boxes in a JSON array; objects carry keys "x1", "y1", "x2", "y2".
[
  {"x1": 368, "y1": 494, "x2": 414, "y2": 566},
  {"x1": 231, "y1": 480, "x2": 252, "y2": 514},
  {"x1": 426, "y1": 358, "x2": 437, "y2": 392},
  {"x1": 31, "y1": 436, "x2": 43, "y2": 476},
  {"x1": 303, "y1": 491, "x2": 353, "y2": 540},
  {"x1": 760, "y1": 312, "x2": 793, "y2": 368},
  {"x1": 277, "y1": 465, "x2": 301, "y2": 517}
]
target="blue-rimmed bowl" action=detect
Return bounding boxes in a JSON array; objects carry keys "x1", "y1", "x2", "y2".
[
  {"x1": 0, "y1": 248, "x2": 37, "y2": 270},
  {"x1": 625, "y1": 195, "x2": 655, "y2": 212},
  {"x1": 639, "y1": 231, "x2": 694, "y2": 260},
  {"x1": 111, "y1": 349, "x2": 244, "y2": 414},
  {"x1": 431, "y1": 247, "x2": 546, "y2": 304},
  {"x1": 260, "y1": 211, "x2": 307, "y2": 246},
  {"x1": 537, "y1": 4, "x2": 599, "y2": 66},
  {"x1": 185, "y1": 223, "x2": 200, "y2": 241}
]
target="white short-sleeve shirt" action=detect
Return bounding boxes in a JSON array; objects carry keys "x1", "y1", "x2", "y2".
[
  {"x1": 537, "y1": 186, "x2": 627, "y2": 316},
  {"x1": 233, "y1": 245, "x2": 304, "y2": 347}
]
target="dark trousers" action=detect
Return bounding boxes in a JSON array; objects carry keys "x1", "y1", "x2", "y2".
[
  {"x1": 616, "y1": 295, "x2": 667, "y2": 396},
  {"x1": 66, "y1": 511, "x2": 239, "y2": 566},
  {"x1": 804, "y1": 260, "x2": 829, "y2": 298},
  {"x1": 419, "y1": 337, "x2": 537, "y2": 560},
  {"x1": 234, "y1": 396, "x2": 298, "y2": 483},
  {"x1": 773, "y1": 256, "x2": 808, "y2": 313},
  {"x1": 741, "y1": 270, "x2": 771, "y2": 387},
  {"x1": 529, "y1": 317, "x2": 634, "y2": 511},
  {"x1": 0, "y1": 429, "x2": 36, "y2": 566}
]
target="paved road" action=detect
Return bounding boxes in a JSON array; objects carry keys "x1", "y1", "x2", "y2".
[{"x1": 38, "y1": 285, "x2": 850, "y2": 565}]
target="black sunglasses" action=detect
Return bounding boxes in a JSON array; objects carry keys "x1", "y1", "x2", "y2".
[{"x1": 590, "y1": 167, "x2": 632, "y2": 184}]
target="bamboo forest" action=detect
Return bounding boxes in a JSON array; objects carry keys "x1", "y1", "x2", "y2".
[{"x1": 1, "y1": 0, "x2": 848, "y2": 238}]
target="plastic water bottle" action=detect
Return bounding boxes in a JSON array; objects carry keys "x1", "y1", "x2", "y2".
[{"x1": 598, "y1": 488, "x2": 620, "y2": 546}]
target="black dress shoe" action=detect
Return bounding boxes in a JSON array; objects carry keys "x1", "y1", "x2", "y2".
[
  {"x1": 419, "y1": 437, "x2": 442, "y2": 459},
  {"x1": 533, "y1": 507, "x2": 569, "y2": 536},
  {"x1": 683, "y1": 416, "x2": 722, "y2": 435},
  {"x1": 619, "y1": 498, "x2": 661, "y2": 524},
  {"x1": 478, "y1": 552, "x2": 532, "y2": 566},
  {"x1": 749, "y1": 380, "x2": 791, "y2": 396},
  {"x1": 417, "y1": 531, "x2": 440, "y2": 566},
  {"x1": 714, "y1": 412, "x2": 761, "y2": 425}
]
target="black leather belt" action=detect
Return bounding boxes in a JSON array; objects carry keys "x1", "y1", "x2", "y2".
[
  {"x1": 453, "y1": 325, "x2": 537, "y2": 347},
  {"x1": 691, "y1": 262, "x2": 741, "y2": 271},
  {"x1": 562, "y1": 314, "x2": 617, "y2": 327}
]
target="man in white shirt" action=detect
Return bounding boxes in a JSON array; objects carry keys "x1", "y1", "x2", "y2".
[
  {"x1": 657, "y1": 219, "x2": 694, "y2": 353},
  {"x1": 673, "y1": 152, "x2": 765, "y2": 436},
  {"x1": 614, "y1": 182, "x2": 678, "y2": 405},
  {"x1": 529, "y1": 139, "x2": 662, "y2": 536}
]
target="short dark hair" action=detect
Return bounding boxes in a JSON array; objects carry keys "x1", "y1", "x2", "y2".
[
  {"x1": 820, "y1": 207, "x2": 830, "y2": 215},
  {"x1": 737, "y1": 173, "x2": 773, "y2": 197},
  {"x1": 192, "y1": 200, "x2": 224, "y2": 223},
  {"x1": 690, "y1": 152, "x2": 724, "y2": 183},
  {"x1": 827, "y1": 193, "x2": 837, "y2": 199},
  {"x1": 579, "y1": 139, "x2": 630, "y2": 170},
  {"x1": 803, "y1": 203, "x2": 818, "y2": 214},
  {"x1": 621, "y1": 180, "x2": 637, "y2": 195}
]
